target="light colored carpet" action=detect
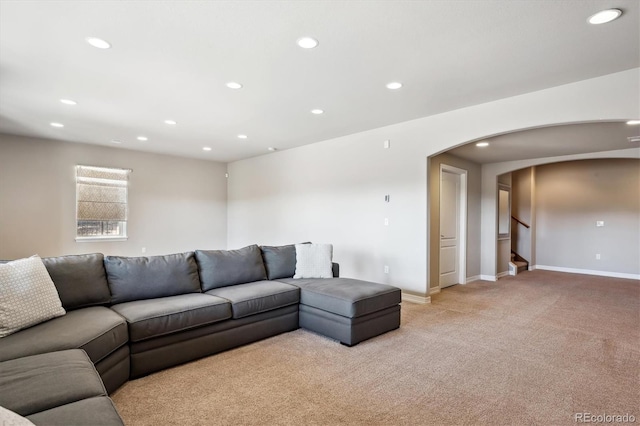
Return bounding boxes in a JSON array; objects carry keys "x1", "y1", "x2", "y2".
[{"x1": 111, "y1": 271, "x2": 639, "y2": 425}]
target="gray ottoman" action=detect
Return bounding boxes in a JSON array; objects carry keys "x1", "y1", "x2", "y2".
[
  {"x1": 0, "y1": 349, "x2": 124, "y2": 425},
  {"x1": 278, "y1": 277, "x2": 401, "y2": 346}
]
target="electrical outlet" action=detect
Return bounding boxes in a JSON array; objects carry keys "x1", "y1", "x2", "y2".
[
  {"x1": 141, "y1": 247, "x2": 146, "y2": 254},
  {"x1": 384, "y1": 265, "x2": 389, "y2": 274},
  {"x1": 384, "y1": 218, "x2": 389, "y2": 226},
  {"x1": 595, "y1": 253, "x2": 601, "y2": 260},
  {"x1": 596, "y1": 221, "x2": 604, "y2": 227},
  {"x1": 383, "y1": 140, "x2": 390, "y2": 149}
]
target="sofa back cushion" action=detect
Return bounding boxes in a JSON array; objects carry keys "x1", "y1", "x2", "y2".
[
  {"x1": 104, "y1": 252, "x2": 201, "y2": 304},
  {"x1": 42, "y1": 253, "x2": 111, "y2": 310},
  {"x1": 260, "y1": 244, "x2": 297, "y2": 280},
  {"x1": 195, "y1": 245, "x2": 267, "y2": 291}
]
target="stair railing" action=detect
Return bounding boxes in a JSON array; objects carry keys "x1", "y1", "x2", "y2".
[{"x1": 511, "y1": 215, "x2": 530, "y2": 229}]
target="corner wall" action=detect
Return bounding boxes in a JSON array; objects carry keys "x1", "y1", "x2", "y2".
[
  {"x1": 0, "y1": 134, "x2": 228, "y2": 258},
  {"x1": 227, "y1": 69, "x2": 639, "y2": 295}
]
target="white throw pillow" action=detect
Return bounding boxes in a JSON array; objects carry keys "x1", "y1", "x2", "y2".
[
  {"x1": 294, "y1": 243, "x2": 333, "y2": 279},
  {"x1": 0, "y1": 255, "x2": 65, "y2": 338},
  {"x1": 0, "y1": 406, "x2": 36, "y2": 426}
]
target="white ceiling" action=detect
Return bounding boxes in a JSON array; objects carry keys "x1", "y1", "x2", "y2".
[{"x1": 0, "y1": 1, "x2": 638, "y2": 162}]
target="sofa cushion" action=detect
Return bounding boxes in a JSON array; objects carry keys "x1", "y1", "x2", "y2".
[
  {"x1": 0, "y1": 350, "x2": 107, "y2": 417},
  {"x1": 260, "y1": 244, "x2": 297, "y2": 280},
  {"x1": 105, "y1": 252, "x2": 201, "y2": 304},
  {"x1": 0, "y1": 256, "x2": 66, "y2": 338},
  {"x1": 42, "y1": 253, "x2": 111, "y2": 310},
  {"x1": 195, "y1": 245, "x2": 267, "y2": 291},
  {"x1": 110, "y1": 294, "x2": 231, "y2": 342},
  {"x1": 27, "y1": 396, "x2": 124, "y2": 426},
  {"x1": 205, "y1": 281, "x2": 299, "y2": 319},
  {"x1": 278, "y1": 277, "x2": 401, "y2": 318},
  {"x1": 0, "y1": 306, "x2": 127, "y2": 364},
  {"x1": 293, "y1": 243, "x2": 333, "y2": 279}
]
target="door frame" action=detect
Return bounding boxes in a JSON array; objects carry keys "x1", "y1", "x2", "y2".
[{"x1": 439, "y1": 164, "x2": 468, "y2": 286}]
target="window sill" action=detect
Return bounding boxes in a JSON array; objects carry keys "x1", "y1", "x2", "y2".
[{"x1": 75, "y1": 237, "x2": 128, "y2": 242}]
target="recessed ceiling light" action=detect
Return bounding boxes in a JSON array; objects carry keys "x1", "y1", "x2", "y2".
[
  {"x1": 386, "y1": 82, "x2": 403, "y2": 90},
  {"x1": 267, "y1": 147, "x2": 277, "y2": 151},
  {"x1": 202, "y1": 147, "x2": 212, "y2": 151},
  {"x1": 311, "y1": 109, "x2": 324, "y2": 115},
  {"x1": 476, "y1": 142, "x2": 489, "y2": 147},
  {"x1": 226, "y1": 82, "x2": 243, "y2": 89},
  {"x1": 587, "y1": 9, "x2": 622, "y2": 24},
  {"x1": 237, "y1": 134, "x2": 248, "y2": 139},
  {"x1": 164, "y1": 120, "x2": 177, "y2": 125},
  {"x1": 627, "y1": 120, "x2": 640, "y2": 125},
  {"x1": 50, "y1": 122, "x2": 64, "y2": 128},
  {"x1": 137, "y1": 136, "x2": 148, "y2": 141},
  {"x1": 86, "y1": 37, "x2": 111, "y2": 49},
  {"x1": 297, "y1": 37, "x2": 319, "y2": 49},
  {"x1": 60, "y1": 99, "x2": 77, "y2": 106},
  {"x1": 110, "y1": 140, "x2": 122, "y2": 144}
]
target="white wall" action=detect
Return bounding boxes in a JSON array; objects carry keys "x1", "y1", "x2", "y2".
[
  {"x1": 535, "y1": 159, "x2": 640, "y2": 275},
  {"x1": 0, "y1": 134, "x2": 228, "y2": 259},
  {"x1": 228, "y1": 69, "x2": 640, "y2": 296}
]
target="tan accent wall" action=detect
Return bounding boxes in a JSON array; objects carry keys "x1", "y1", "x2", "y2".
[
  {"x1": 0, "y1": 134, "x2": 228, "y2": 259},
  {"x1": 534, "y1": 158, "x2": 640, "y2": 274},
  {"x1": 511, "y1": 167, "x2": 534, "y2": 262}
]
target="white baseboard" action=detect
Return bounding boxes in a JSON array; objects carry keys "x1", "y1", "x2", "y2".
[
  {"x1": 402, "y1": 293, "x2": 431, "y2": 304},
  {"x1": 465, "y1": 275, "x2": 480, "y2": 283},
  {"x1": 480, "y1": 275, "x2": 497, "y2": 282},
  {"x1": 534, "y1": 265, "x2": 640, "y2": 280},
  {"x1": 428, "y1": 286, "x2": 441, "y2": 296}
]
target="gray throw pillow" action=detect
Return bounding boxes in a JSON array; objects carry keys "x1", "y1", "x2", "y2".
[
  {"x1": 0, "y1": 256, "x2": 66, "y2": 338},
  {"x1": 195, "y1": 245, "x2": 267, "y2": 291}
]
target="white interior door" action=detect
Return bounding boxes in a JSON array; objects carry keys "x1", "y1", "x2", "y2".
[{"x1": 440, "y1": 170, "x2": 460, "y2": 288}]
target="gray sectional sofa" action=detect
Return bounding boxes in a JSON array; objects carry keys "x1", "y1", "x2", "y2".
[{"x1": 0, "y1": 244, "x2": 401, "y2": 425}]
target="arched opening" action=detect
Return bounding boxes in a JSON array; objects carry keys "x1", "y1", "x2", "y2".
[{"x1": 427, "y1": 121, "x2": 639, "y2": 292}]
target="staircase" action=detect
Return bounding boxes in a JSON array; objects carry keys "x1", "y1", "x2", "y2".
[{"x1": 510, "y1": 251, "x2": 528, "y2": 274}]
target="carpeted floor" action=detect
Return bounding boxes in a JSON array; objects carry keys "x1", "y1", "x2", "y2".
[{"x1": 111, "y1": 271, "x2": 639, "y2": 425}]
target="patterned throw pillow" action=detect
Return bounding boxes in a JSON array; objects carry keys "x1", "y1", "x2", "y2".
[
  {"x1": 0, "y1": 406, "x2": 36, "y2": 426},
  {"x1": 0, "y1": 256, "x2": 66, "y2": 338},
  {"x1": 293, "y1": 244, "x2": 333, "y2": 279}
]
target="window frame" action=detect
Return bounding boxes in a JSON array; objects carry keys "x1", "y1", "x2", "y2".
[{"x1": 74, "y1": 165, "x2": 131, "y2": 242}]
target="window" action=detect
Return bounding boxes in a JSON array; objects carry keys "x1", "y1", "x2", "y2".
[{"x1": 76, "y1": 165, "x2": 131, "y2": 240}]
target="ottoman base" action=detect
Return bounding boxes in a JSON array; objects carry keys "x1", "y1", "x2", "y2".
[{"x1": 299, "y1": 303, "x2": 400, "y2": 346}]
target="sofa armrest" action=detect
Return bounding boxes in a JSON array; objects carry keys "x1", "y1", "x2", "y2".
[{"x1": 332, "y1": 263, "x2": 340, "y2": 278}]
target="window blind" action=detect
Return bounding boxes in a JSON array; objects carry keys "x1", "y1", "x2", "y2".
[{"x1": 76, "y1": 165, "x2": 130, "y2": 221}]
